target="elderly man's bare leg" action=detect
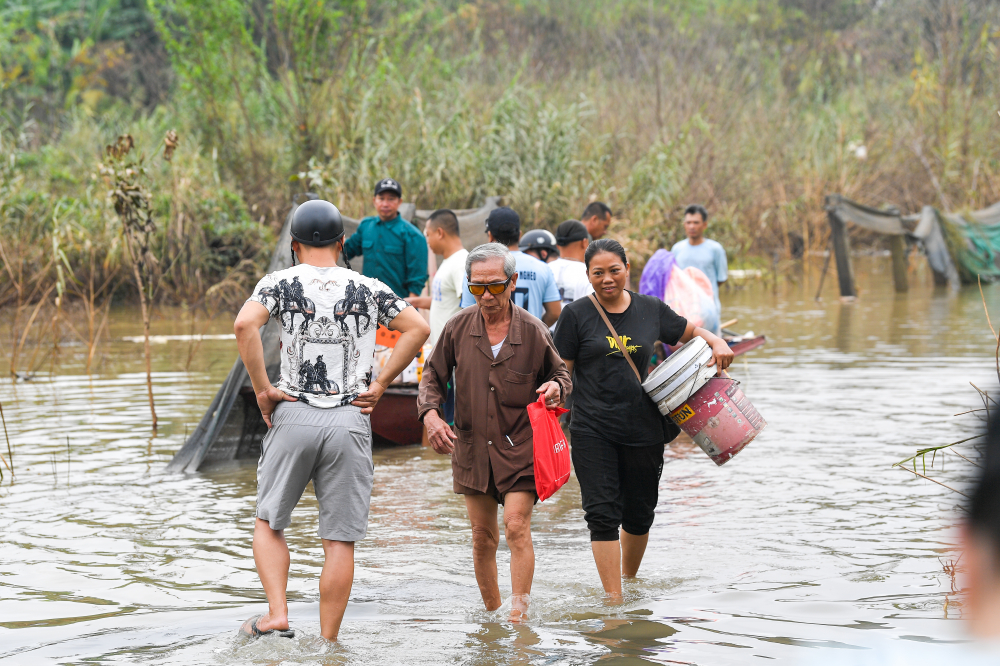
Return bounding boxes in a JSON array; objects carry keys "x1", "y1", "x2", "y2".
[
  {"x1": 464, "y1": 492, "x2": 536, "y2": 620},
  {"x1": 465, "y1": 494, "x2": 502, "y2": 610},
  {"x1": 319, "y1": 539, "x2": 354, "y2": 641},
  {"x1": 251, "y1": 518, "x2": 292, "y2": 632},
  {"x1": 502, "y1": 492, "x2": 535, "y2": 621}
]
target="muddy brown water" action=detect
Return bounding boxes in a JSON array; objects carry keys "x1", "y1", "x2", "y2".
[{"x1": 0, "y1": 257, "x2": 996, "y2": 664}]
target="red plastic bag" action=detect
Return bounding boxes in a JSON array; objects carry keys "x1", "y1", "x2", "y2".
[{"x1": 527, "y1": 395, "x2": 570, "y2": 502}]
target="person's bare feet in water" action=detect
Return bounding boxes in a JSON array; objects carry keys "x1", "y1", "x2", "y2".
[
  {"x1": 239, "y1": 611, "x2": 294, "y2": 639},
  {"x1": 508, "y1": 593, "x2": 530, "y2": 623}
]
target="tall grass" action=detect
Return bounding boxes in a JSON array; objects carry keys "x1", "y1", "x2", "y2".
[
  {"x1": 1, "y1": 0, "x2": 998, "y2": 336},
  {"x1": 0, "y1": 107, "x2": 272, "y2": 375}
]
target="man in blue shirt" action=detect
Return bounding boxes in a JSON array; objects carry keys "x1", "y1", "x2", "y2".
[
  {"x1": 670, "y1": 204, "x2": 728, "y2": 313},
  {"x1": 460, "y1": 207, "x2": 561, "y2": 326},
  {"x1": 343, "y1": 178, "x2": 429, "y2": 298}
]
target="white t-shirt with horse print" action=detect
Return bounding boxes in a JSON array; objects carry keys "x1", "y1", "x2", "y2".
[{"x1": 247, "y1": 264, "x2": 408, "y2": 408}]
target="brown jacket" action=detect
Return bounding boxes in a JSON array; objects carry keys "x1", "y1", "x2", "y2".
[{"x1": 417, "y1": 304, "x2": 572, "y2": 494}]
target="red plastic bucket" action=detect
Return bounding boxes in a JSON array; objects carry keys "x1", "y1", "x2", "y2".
[{"x1": 668, "y1": 377, "x2": 766, "y2": 466}]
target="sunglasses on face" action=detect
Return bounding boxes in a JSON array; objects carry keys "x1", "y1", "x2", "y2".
[{"x1": 467, "y1": 275, "x2": 513, "y2": 296}]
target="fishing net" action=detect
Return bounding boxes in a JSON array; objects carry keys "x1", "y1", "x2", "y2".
[
  {"x1": 939, "y1": 208, "x2": 1000, "y2": 283},
  {"x1": 825, "y1": 194, "x2": 1000, "y2": 287}
]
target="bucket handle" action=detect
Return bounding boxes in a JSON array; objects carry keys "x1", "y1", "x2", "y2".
[
  {"x1": 684, "y1": 367, "x2": 739, "y2": 403},
  {"x1": 682, "y1": 362, "x2": 704, "y2": 402}
]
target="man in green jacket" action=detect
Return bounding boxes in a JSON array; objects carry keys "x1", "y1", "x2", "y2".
[{"x1": 343, "y1": 178, "x2": 429, "y2": 298}]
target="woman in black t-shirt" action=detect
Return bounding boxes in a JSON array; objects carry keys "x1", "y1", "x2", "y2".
[{"x1": 552, "y1": 239, "x2": 733, "y2": 601}]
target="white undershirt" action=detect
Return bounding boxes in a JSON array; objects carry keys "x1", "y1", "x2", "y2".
[{"x1": 491, "y1": 337, "x2": 506, "y2": 358}]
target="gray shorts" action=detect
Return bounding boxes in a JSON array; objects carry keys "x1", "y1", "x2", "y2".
[{"x1": 256, "y1": 401, "x2": 374, "y2": 542}]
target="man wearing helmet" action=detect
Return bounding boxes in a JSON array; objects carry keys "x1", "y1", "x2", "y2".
[
  {"x1": 518, "y1": 229, "x2": 560, "y2": 264},
  {"x1": 343, "y1": 178, "x2": 430, "y2": 299},
  {"x1": 233, "y1": 200, "x2": 430, "y2": 642}
]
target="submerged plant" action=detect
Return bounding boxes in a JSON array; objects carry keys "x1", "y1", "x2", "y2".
[
  {"x1": 894, "y1": 277, "x2": 996, "y2": 495},
  {"x1": 0, "y1": 398, "x2": 11, "y2": 483},
  {"x1": 99, "y1": 135, "x2": 160, "y2": 429}
]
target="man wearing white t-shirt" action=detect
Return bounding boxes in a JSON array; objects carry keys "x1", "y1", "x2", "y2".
[
  {"x1": 406, "y1": 209, "x2": 469, "y2": 347},
  {"x1": 549, "y1": 220, "x2": 593, "y2": 310},
  {"x1": 520, "y1": 223, "x2": 594, "y2": 332},
  {"x1": 406, "y1": 209, "x2": 468, "y2": 425}
]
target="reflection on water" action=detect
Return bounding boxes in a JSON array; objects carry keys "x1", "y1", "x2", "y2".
[{"x1": 0, "y1": 258, "x2": 996, "y2": 664}]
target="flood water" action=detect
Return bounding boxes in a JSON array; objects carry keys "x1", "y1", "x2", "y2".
[{"x1": 0, "y1": 257, "x2": 996, "y2": 664}]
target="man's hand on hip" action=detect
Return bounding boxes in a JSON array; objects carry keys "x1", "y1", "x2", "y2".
[
  {"x1": 424, "y1": 410, "x2": 457, "y2": 454},
  {"x1": 257, "y1": 386, "x2": 297, "y2": 428},
  {"x1": 352, "y1": 380, "x2": 386, "y2": 414}
]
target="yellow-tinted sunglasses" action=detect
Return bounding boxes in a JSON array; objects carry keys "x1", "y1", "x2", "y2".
[{"x1": 468, "y1": 275, "x2": 513, "y2": 296}]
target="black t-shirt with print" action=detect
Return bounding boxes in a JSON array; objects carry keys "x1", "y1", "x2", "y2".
[{"x1": 553, "y1": 291, "x2": 688, "y2": 446}]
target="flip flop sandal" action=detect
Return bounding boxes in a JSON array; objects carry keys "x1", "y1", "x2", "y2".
[{"x1": 239, "y1": 614, "x2": 296, "y2": 639}]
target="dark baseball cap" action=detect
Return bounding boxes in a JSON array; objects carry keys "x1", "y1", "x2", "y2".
[
  {"x1": 555, "y1": 219, "x2": 589, "y2": 245},
  {"x1": 374, "y1": 178, "x2": 402, "y2": 196},
  {"x1": 484, "y1": 206, "x2": 521, "y2": 237}
]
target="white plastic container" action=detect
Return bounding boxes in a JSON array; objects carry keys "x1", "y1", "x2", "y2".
[{"x1": 641, "y1": 337, "x2": 715, "y2": 415}]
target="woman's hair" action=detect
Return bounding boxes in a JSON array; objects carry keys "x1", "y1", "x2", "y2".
[
  {"x1": 585, "y1": 238, "x2": 628, "y2": 269},
  {"x1": 466, "y1": 242, "x2": 517, "y2": 280}
]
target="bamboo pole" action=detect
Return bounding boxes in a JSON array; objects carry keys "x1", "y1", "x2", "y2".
[
  {"x1": 889, "y1": 235, "x2": 908, "y2": 292},
  {"x1": 827, "y1": 210, "x2": 857, "y2": 298}
]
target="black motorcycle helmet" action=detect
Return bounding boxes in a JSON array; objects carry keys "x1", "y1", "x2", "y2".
[
  {"x1": 518, "y1": 229, "x2": 559, "y2": 261},
  {"x1": 289, "y1": 199, "x2": 352, "y2": 269},
  {"x1": 290, "y1": 200, "x2": 345, "y2": 246}
]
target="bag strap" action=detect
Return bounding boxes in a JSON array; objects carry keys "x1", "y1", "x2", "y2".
[{"x1": 588, "y1": 294, "x2": 642, "y2": 384}]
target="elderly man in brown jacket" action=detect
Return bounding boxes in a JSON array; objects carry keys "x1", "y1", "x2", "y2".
[{"x1": 418, "y1": 242, "x2": 571, "y2": 622}]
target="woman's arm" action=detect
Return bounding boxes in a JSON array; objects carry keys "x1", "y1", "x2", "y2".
[{"x1": 678, "y1": 321, "x2": 734, "y2": 373}]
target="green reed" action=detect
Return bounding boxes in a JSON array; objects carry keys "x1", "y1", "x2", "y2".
[{"x1": 2, "y1": 0, "x2": 999, "y2": 322}]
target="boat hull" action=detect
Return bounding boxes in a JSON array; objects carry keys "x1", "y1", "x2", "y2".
[
  {"x1": 371, "y1": 386, "x2": 423, "y2": 447},
  {"x1": 728, "y1": 335, "x2": 766, "y2": 356}
]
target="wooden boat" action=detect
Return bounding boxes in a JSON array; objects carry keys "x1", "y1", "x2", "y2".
[
  {"x1": 371, "y1": 386, "x2": 422, "y2": 447},
  {"x1": 728, "y1": 334, "x2": 766, "y2": 356}
]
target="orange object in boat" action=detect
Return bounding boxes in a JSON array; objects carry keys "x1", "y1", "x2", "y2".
[{"x1": 376, "y1": 325, "x2": 400, "y2": 347}]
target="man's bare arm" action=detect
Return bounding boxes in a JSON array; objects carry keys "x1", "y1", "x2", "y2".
[
  {"x1": 234, "y1": 301, "x2": 297, "y2": 427},
  {"x1": 405, "y1": 295, "x2": 432, "y2": 309},
  {"x1": 234, "y1": 301, "x2": 272, "y2": 393},
  {"x1": 542, "y1": 300, "x2": 562, "y2": 326}
]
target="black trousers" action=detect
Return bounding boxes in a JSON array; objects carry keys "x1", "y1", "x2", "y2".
[{"x1": 571, "y1": 434, "x2": 665, "y2": 541}]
